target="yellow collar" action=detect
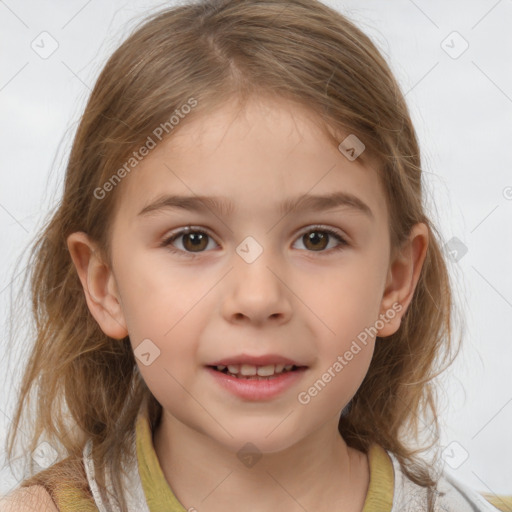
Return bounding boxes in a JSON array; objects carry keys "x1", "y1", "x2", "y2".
[{"x1": 135, "y1": 400, "x2": 394, "y2": 512}]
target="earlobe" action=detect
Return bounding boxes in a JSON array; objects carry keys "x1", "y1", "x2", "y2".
[
  {"x1": 66, "y1": 231, "x2": 128, "y2": 340},
  {"x1": 377, "y1": 223, "x2": 429, "y2": 338}
]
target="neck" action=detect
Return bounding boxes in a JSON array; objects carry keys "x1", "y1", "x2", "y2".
[{"x1": 152, "y1": 410, "x2": 369, "y2": 512}]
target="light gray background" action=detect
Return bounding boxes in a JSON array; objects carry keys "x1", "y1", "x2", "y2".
[{"x1": 1, "y1": 0, "x2": 511, "y2": 499}]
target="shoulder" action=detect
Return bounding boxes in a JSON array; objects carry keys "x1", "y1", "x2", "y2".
[
  {"x1": 0, "y1": 485, "x2": 59, "y2": 511},
  {"x1": 386, "y1": 450, "x2": 510, "y2": 512},
  {"x1": 0, "y1": 454, "x2": 97, "y2": 512},
  {"x1": 434, "y1": 473, "x2": 510, "y2": 512}
]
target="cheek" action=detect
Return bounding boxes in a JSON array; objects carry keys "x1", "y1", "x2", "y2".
[
  {"x1": 117, "y1": 256, "x2": 210, "y2": 342},
  {"x1": 303, "y1": 262, "x2": 384, "y2": 338},
  {"x1": 297, "y1": 341, "x2": 374, "y2": 416},
  {"x1": 117, "y1": 263, "x2": 207, "y2": 389},
  {"x1": 131, "y1": 319, "x2": 200, "y2": 410}
]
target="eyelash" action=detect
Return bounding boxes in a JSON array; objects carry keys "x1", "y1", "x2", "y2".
[{"x1": 160, "y1": 225, "x2": 349, "y2": 258}]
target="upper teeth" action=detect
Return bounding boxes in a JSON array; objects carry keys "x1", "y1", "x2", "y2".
[{"x1": 216, "y1": 364, "x2": 294, "y2": 376}]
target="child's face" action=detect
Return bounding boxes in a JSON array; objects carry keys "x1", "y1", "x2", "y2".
[{"x1": 80, "y1": 95, "x2": 417, "y2": 453}]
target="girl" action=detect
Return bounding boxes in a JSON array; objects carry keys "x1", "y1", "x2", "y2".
[{"x1": 1, "y1": 0, "x2": 510, "y2": 511}]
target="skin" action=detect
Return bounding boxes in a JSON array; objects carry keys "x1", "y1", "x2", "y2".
[{"x1": 67, "y1": 95, "x2": 428, "y2": 512}]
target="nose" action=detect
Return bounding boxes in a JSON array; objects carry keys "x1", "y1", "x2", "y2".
[{"x1": 221, "y1": 243, "x2": 293, "y2": 326}]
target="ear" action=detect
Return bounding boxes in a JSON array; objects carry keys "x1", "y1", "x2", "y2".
[
  {"x1": 66, "y1": 231, "x2": 128, "y2": 340},
  {"x1": 377, "y1": 222, "x2": 429, "y2": 338}
]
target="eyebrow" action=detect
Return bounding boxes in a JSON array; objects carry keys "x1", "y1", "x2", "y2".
[{"x1": 137, "y1": 191, "x2": 374, "y2": 219}]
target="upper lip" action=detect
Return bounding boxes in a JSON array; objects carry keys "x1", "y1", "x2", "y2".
[{"x1": 207, "y1": 353, "x2": 307, "y2": 367}]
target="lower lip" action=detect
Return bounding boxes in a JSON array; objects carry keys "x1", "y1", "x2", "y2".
[{"x1": 205, "y1": 367, "x2": 307, "y2": 401}]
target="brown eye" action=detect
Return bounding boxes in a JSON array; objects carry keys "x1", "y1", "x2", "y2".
[
  {"x1": 294, "y1": 227, "x2": 348, "y2": 253},
  {"x1": 162, "y1": 227, "x2": 217, "y2": 256},
  {"x1": 303, "y1": 231, "x2": 329, "y2": 251},
  {"x1": 181, "y1": 232, "x2": 208, "y2": 252}
]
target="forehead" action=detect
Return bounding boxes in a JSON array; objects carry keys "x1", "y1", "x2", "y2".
[{"x1": 111, "y1": 96, "x2": 388, "y2": 228}]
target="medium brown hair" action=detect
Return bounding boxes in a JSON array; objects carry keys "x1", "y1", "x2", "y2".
[{"x1": 4, "y1": 0, "x2": 463, "y2": 509}]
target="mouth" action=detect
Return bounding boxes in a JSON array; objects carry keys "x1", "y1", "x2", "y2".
[{"x1": 206, "y1": 363, "x2": 308, "y2": 380}]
